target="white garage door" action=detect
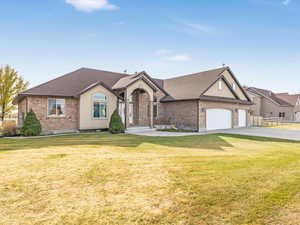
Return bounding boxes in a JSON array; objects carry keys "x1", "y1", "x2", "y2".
[
  {"x1": 296, "y1": 112, "x2": 300, "y2": 121},
  {"x1": 238, "y1": 110, "x2": 246, "y2": 127},
  {"x1": 206, "y1": 109, "x2": 232, "y2": 130}
]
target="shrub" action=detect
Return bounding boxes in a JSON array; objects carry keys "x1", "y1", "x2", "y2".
[
  {"x1": 20, "y1": 109, "x2": 42, "y2": 136},
  {"x1": 109, "y1": 110, "x2": 125, "y2": 134},
  {"x1": 2, "y1": 120, "x2": 18, "y2": 137}
]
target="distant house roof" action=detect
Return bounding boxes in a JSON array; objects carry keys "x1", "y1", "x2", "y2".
[
  {"x1": 247, "y1": 87, "x2": 293, "y2": 107},
  {"x1": 16, "y1": 66, "x2": 251, "y2": 105},
  {"x1": 276, "y1": 93, "x2": 300, "y2": 106}
]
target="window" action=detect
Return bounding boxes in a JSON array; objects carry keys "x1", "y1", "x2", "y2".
[
  {"x1": 218, "y1": 80, "x2": 222, "y2": 90},
  {"x1": 93, "y1": 93, "x2": 107, "y2": 101},
  {"x1": 93, "y1": 94, "x2": 107, "y2": 119},
  {"x1": 279, "y1": 112, "x2": 285, "y2": 118},
  {"x1": 232, "y1": 83, "x2": 236, "y2": 90},
  {"x1": 48, "y1": 99, "x2": 65, "y2": 117}
]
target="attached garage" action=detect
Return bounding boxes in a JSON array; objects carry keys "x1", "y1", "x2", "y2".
[
  {"x1": 206, "y1": 109, "x2": 232, "y2": 130},
  {"x1": 238, "y1": 109, "x2": 247, "y2": 127},
  {"x1": 296, "y1": 112, "x2": 300, "y2": 122}
]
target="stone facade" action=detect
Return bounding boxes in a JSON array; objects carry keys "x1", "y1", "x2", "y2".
[
  {"x1": 18, "y1": 96, "x2": 79, "y2": 133},
  {"x1": 131, "y1": 90, "x2": 150, "y2": 127},
  {"x1": 159, "y1": 100, "x2": 199, "y2": 130}
]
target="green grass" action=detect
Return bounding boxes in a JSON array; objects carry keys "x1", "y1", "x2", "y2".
[{"x1": 1, "y1": 132, "x2": 300, "y2": 225}]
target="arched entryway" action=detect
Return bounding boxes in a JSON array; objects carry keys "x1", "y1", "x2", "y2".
[{"x1": 128, "y1": 88, "x2": 151, "y2": 127}]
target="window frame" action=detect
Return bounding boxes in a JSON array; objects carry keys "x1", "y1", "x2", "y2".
[
  {"x1": 92, "y1": 93, "x2": 108, "y2": 120},
  {"x1": 47, "y1": 98, "x2": 66, "y2": 118}
]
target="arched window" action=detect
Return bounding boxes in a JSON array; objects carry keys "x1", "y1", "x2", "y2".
[{"x1": 93, "y1": 94, "x2": 107, "y2": 119}]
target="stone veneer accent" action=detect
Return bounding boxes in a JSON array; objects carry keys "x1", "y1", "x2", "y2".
[
  {"x1": 18, "y1": 96, "x2": 79, "y2": 133},
  {"x1": 159, "y1": 100, "x2": 199, "y2": 130}
]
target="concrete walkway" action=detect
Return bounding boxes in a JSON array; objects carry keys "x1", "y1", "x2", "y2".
[{"x1": 126, "y1": 129, "x2": 202, "y2": 137}]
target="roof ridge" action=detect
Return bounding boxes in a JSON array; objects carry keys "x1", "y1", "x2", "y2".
[{"x1": 80, "y1": 67, "x2": 130, "y2": 76}]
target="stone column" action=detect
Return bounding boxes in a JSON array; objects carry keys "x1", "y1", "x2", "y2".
[
  {"x1": 125, "y1": 90, "x2": 129, "y2": 129},
  {"x1": 149, "y1": 100, "x2": 154, "y2": 128}
]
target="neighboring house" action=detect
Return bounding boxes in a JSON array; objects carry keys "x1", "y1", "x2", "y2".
[
  {"x1": 246, "y1": 87, "x2": 294, "y2": 120},
  {"x1": 14, "y1": 66, "x2": 252, "y2": 134},
  {"x1": 276, "y1": 93, "x2": 300, "y2": 121}
]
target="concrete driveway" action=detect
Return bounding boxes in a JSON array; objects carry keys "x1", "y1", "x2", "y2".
[
  {"x1": 221, "y1": 127, "x2": 300, "y2": 141},
  {"x1": 127, "y1": 127, "x2": 300, "y2": 141}
]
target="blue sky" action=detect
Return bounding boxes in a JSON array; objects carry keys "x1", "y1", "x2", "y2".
[{"x1": 1, "y1": 0, "x2": 300, "y2": 93}]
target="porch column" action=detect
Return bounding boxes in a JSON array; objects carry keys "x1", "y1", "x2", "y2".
[
  {"x1": 149, "y1": 100, "x2": 154, "y2": 128},
  {"x1": 125, "y1": 90, "x2": 129, "y2": 129}
]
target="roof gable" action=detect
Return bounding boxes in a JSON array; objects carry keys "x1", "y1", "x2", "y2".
[
  {"x1": 221, "y1": 69, "x2": 250, "y2": 101},
  {"x1": 202, "y1": 77, "x2": 238, "y2": 99}
]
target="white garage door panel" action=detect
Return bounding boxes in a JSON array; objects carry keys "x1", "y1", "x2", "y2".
[
  {"x1": 238, "y1": 110, "x2": 246, "y2": 127},
  {"x1": 206, "y1": 109, "x2": 232, "y2": 130},
  {"x1": 296, "y1": 112, "x2": 300, "y2": 122}
]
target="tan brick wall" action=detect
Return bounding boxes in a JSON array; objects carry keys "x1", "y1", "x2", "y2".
[
  {"x1": 261, "y1": 98, "x2": 294, "y2": 120},
  {"x1": 198, "y1": 101, "x2": 251, "y2": 130},
  {"x1": 159, "y1": 100, "x2": 198, "y2": 130},
  {"x1": 19, "y1": 96, "x2": 79, "y2": 132},
  {"x1": 154, "y1": 90, "x2": 166, "y2": 125}
]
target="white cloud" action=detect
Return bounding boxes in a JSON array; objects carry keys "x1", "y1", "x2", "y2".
[
  {"x1": 282, "y1": 0, "x2": 291, "y2": 5},
  {"x1": 181, "y1": 22, "x2": 214, "y2": 33},
  {"x1": 155, "y1": 49, "x2": 172, "y2": 56},
  {"x1": 164, "y1": 54, "x2": 191, "y2": 62},
  {"x1": 172, "y1": 19, "x2": 215, "y2": 35},
  {"x1": 66, "y1": 0, "x2": 118, "y2": 12}
]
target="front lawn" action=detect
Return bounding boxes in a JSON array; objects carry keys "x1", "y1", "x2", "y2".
[{"x1": 1, "y1": 133, "x2": 300, "y2": 225}]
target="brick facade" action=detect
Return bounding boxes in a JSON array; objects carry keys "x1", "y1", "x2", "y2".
[
  {"x1": 18, "y1": 96, "x2": 79, "y2": 133},
  {"x1": 159, "y1": 100, "x2": 199, "y2": 130}
]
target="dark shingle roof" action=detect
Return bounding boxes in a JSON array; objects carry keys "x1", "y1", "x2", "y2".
[
  {"x1": 163, "y1": 67, "x2": 226, "y2": 100},
  {"x1": 17, "y1": 66, "x2": 251, "y2": 106},
  {"x1": 21, "y1": 68, "x2": 128, "y2": 97}
]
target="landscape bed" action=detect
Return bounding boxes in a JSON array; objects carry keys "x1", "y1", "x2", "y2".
[{"x1": 1, "y1": 132, "x2": 300, "y2": 225}]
